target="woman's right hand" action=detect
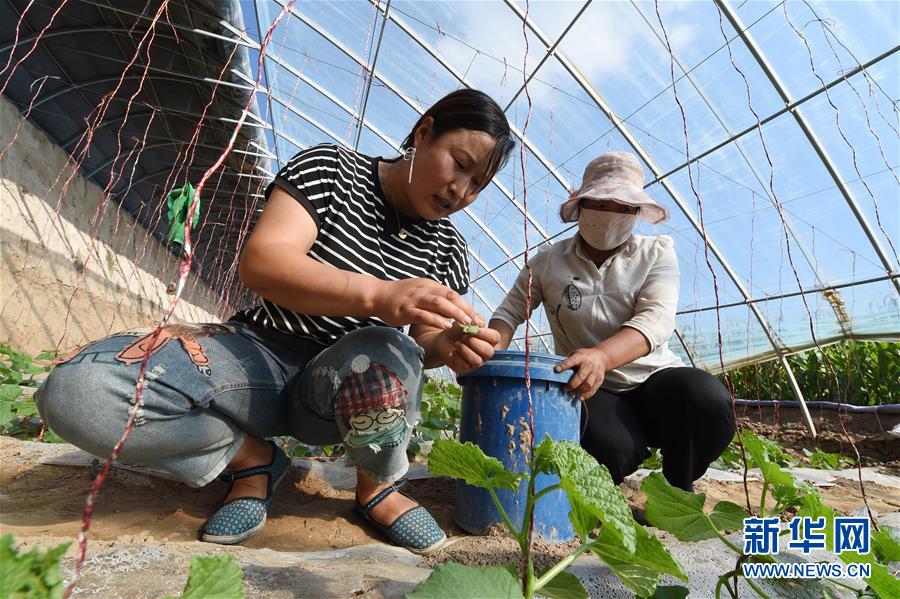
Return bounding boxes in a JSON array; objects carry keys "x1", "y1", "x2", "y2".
[{"x1": 373, "y1": 278, "x2": 477, "y2": 329}]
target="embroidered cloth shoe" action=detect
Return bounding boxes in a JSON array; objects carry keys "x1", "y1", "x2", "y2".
[
  {"x1": 200, "y1": 441, "x2": 290, "y2": 545},
  {"x1": 354, "y1": 481, "x2": 447, "y2": 555}
]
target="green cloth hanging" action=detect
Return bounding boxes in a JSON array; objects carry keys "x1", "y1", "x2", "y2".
[{"x1": 166, "y1": 183, "x2": 200, "y2": 245}]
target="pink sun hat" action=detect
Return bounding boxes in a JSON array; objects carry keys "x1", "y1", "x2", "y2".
[{"x1": 559, "y1": 151, "x2": 669, "y2": 224}]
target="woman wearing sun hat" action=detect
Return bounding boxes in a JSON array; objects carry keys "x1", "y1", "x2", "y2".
[{"x1": 489, "y1": 151, "x2": 734, "y2": 492}]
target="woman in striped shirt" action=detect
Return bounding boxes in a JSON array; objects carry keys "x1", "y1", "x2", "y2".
[{"x1": 36, "y1": 89, "x2": 514, "y2": 554}]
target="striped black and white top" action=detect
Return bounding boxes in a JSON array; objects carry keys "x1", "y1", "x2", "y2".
[{"x1": 235, "y1": 143, "x2": 470, "y2": 346}]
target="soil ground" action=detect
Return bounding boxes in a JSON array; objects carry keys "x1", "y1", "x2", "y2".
[
  {"x1": 1, "y1": 403, "x2": 897, "y2": 596},
  {"x1": 2, "y1": 434, "x2": 897, "y2": 574},
  {"x1": 735, "y1": 403, "x2": 899, "y2": 463}
]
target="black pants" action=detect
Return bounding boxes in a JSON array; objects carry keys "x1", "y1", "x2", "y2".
[{"x1": 580, "y1": 367, "x2": 735, "y2": 492}]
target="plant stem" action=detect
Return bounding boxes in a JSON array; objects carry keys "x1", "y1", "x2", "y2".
[
  {"x1": 531, "y1": 483, "x2": 562, "y2": 503},
  {"x1": 713, "y1": 527, "x2": 744, "y2": 555},
  {"x1": 486, "y1": 486, "x2": 520, "y2": 539},
  {"x1": 743, "y1": 576, "x2": 773, "y2": 599},
  {"x1": 759, "y1": 481, "x2": 769, "y2": 516},
  {"x1": 521, "y1": 472, "x2": 538, "y2": 598},
  {"x1": 533, "y1": 542, "x2": 594, "y2": 592},
  {"x1": 715, "y1": 570, "x2": 739, "y2": 599},
  {"x1": 824, "y1": 578, "x2": 862, "y2": 592}
]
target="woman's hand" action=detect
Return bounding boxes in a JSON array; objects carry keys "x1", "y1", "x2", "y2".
[
  {"x1": 555, "y1": 347, "x2": 611, "y2": 400},
  {"x1": 441, "y1": 320, "x2": 500, "y2": 374},
  {"x1": 373, "y1": 278, "x2": 476, "y2": 329}
]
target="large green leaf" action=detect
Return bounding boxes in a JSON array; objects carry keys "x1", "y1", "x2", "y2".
[
  {"x1": 0, "y1": 401, "x2": 16, "y2": 428},
  {"x1": 536, "y1": 570, "x2": 587, "y2": 599},
  {"x1": 590, "y1": 522, "x2": 687, "y2": 597},
  {"x1": 642, "y1": 473, "x2": 747, "y2": 542},
  {"x1": 798, "y1": 493, "x2": 900, "y2": 599},
  {"x1": 837, "y1": 549, "x2": 900, "y2": 599},
  {"x1": 175, "y1": 555, "x2": 244, "y2": 599},
  {"x1": 568, "y1": 498, "x2": 599, "y2": 542},
  {"x1": 645, "y1": 586, "x2": 689, "y2": 599},
  {"x1": 0, "y1": 383, "x2": 22, "y2": 403},
  {"x1": 427, "y1": 439, "x2": 522, "y2": 492},
  {"x1": 407, "y1": 562, "x2": 525, "y2": 599},
  {"x1": 537, "y1": 438, "x2": 635, "y2": 552},
  {"x1": 872, "y1": 526, "x2": 900, "y2": 564},
  {"x1": 708, "y1": 500, "x2": 748, "y2": 533},
  {"x1": 0, "y1": 533, "x2": 71, "y2": 599}
]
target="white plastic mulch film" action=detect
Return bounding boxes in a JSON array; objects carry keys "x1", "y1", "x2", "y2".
[{"x1": 246, "y1": 0, "x2": 899, "y2": 373}]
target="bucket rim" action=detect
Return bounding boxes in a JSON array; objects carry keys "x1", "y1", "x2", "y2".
[{"x1": 456, "y1": 350, "x2": 571, "y2": 385}]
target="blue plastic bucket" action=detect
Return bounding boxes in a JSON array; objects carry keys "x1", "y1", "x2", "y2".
[{"x1": 455, "y1": 350, "x2": 580, "y2": 542}]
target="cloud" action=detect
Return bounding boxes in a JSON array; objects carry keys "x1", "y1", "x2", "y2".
[{"x1": 403, "y1": 1, "x2": 703, "y2": 116}]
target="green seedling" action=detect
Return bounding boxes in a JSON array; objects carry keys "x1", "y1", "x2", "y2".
[
  {"x1": 643, "y1": 436, "x2": 900, "y2": 599},
  {"x1": 0, "y1": 345, "x2": 63, "y2": 442},
  {"x1": 411, "y1": 436, "x2": 686, "y2": 599},
  {"x1": 166, "y1": 555, "x2": 244, "y2": 599},
  {"x1": 460, "y1": 323, "x2": 480, "y2": 335},
  {"x1": 0, "y1": 533, "x2": 70, "y2": 599},
  {"x1": 722, "y1": 340, "x2": 898, "y2": 407}
]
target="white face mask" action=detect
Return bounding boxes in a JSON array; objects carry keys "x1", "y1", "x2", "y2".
[{"x1": 578, "y1": 210, "x2": 637, "y2": 250}]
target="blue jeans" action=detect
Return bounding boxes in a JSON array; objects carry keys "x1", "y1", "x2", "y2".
[{"x1": 35, "y1": 321, "x2": 425, "y2": 487}]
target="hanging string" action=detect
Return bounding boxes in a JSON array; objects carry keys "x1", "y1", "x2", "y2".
[
  {"x1": 516, "y1": 0, "x2": 538, "y2": 593},
  {"x1": 799, "y1": 2, "x2": 899, "y2": 264},
  {"x1": 777, "y1": 2, "x2": 878, "y2": 526},
  {"x1": 346, "y1": 0, "x2": 381, "y2": 144},
  {"x1": 53, "y1": 1, "x2": 175, "y2": 353},
  {"x1": 0, "y1": 0, "x2": 70, "y2": 97},
  {"x1": 61, "y1": 3, "x2": 299, "y2": 595},
  {"x1": 0, "y1": 74, "x2": 56, "y2": 162},
  {"x1": 653, "y1": 0, "x2": 753, "y2": 513}
]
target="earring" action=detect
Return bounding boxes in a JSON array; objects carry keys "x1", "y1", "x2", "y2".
[{"x1": 403, "y1": 147, "x2": 416, "y2": 184}]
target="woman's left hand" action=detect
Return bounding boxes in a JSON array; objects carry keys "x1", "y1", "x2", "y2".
[
  {"x1": 555, "y1": 348, "x2": 610, "y2": 400},
  {"x1": 442, "y1": 320, "x2": 500, "y2": 374}
]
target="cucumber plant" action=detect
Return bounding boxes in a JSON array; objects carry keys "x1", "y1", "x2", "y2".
[
  {"x1": 412, "y1": 434, "x2": 900, "y2": 598},
  {"x1": 410, "y1": 436, "x2": 688, "y2": 598}
]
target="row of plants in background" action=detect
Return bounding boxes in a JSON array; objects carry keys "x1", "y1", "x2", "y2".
[
  {"x1": 640, "y1": 430, "x2": 856, "y2": 473},
  {"x1": 1, "y1": 533, "x2": 246, "y2": 598},
  {"x1": 708, "y1": 430, "x2": 857, "y2": 471},
  {"x1": 413, "y1": 434, "x2": 899, "y2": 599},
  {"x1": 408, "y1": 378, "x2": 461, "y2": 455},
  {"x1": 0, "y1": 344, "x2": 64, "y2": 442},
  {"x1": 723, "y1": 341, "x2": 898, "y2": 406},
  {"x1": 412, "y1": 436, "x2": 687, "y2": 599}
]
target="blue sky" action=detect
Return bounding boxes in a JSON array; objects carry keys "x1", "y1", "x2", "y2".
[{"x1": 237, "y1": 0, "x2": 899, "y2": 369}]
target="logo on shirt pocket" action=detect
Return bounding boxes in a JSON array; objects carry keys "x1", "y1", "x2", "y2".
[{"x1": 563, "y1": 284, "x2": 582, "y2": 311}]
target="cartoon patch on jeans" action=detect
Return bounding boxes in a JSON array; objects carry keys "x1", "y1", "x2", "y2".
[
  {"x1": 51, "y1": 328, "x2": 154, "y2": 365},
  {"x1": 115, "y1": 324, "x2": 233, "y2": 377},
  {"x1": 52, "y1": 342, "x2": 92, "y2": 365},
  {"x1": 344, "y1": 408, "x2": 407, "y2": 451},
  {"x1": 335, "y1": 364, "x2": 409, "y2": 451}
]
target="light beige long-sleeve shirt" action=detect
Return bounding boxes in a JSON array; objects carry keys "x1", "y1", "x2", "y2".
[{"x1": 492, "y1": 234, "x2": 684, "y2": 392}]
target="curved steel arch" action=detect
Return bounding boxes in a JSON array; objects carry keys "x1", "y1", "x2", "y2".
[
  {"x1": 502, "y1": 0, "x2": 819, "y2": 436},
  {"x1": 32, "y1": 71, "x2": 254, "y2": 111},
  {"x1": 85, "y1": 140, "x2": 268, "y2": 179},
  {"x1": 628, "y1": 0, "x2": 851, "y2": 337},
  {"x1": 274, "y1": 0, "x2": 554, "y2": 244},
  {"x1": 0, "y1": 24, "x2": 253, "y2": 56},
  {"x1": 717, "y1": 0, "x2": 900, "y2": 297}
]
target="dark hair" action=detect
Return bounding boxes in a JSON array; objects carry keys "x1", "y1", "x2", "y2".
[{"x1": 401, "y1": 89, "x2": 515, "y2": 192}]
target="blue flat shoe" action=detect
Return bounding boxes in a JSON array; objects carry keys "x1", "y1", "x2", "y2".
[
  {"x1": 354, "y1": 482, "x2": 447, "y2": 555},
  {"x1": 200, "y1": 441, "x2": 290, "y2": 545}
]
